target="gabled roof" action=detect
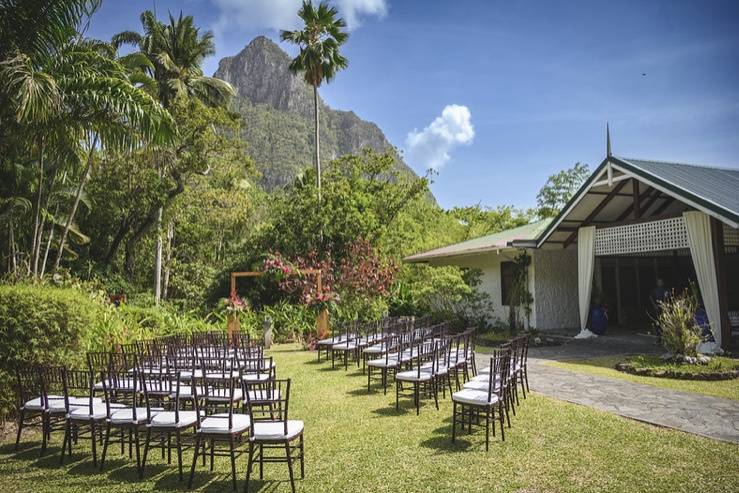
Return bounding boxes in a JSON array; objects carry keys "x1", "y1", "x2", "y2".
[
  {"x1": 615, "y1": 157, "x2": 739, "y2": 223},
  {"x1": 404, "y1": 218, "x2": 553, "y2": 263},
  {"x1": 531, "y1": 156, "x2": 739, "y2": 249}
]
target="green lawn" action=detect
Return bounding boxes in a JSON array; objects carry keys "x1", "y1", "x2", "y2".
[
  {"x1": 545, "y1": 356, "x2": 739, "y2": 401},
  {"x1": 1, "y1": 344, "x2": 738, "y2": 492}
]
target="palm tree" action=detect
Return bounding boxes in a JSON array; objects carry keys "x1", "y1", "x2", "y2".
[
  {"x1": 113, "y1": 11, "x2": 234, "y2": 302},
  {"x1": 0, "y1": 0, "x2": 175, "y2": 277},
  {"x1": 281, "y1": 1, "x2": 349, "y2": 205}
]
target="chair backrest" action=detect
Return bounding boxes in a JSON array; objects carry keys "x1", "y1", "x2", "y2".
[
  {"x1": 244, "y1": 378, "x2": 291, "y2": 439},
  {"x1": 15, "y1": 366, "x2": 43, "y2": 409},
  {"x1": 142, "y1": 367, "x2": 178, "y2": 422},
  {"x1": 62, "y1": 368, "x2": 96, "y2": 412},
  {"x1": 40, "y1": 365, "x2": 65, "y2": 405},
  {"x1": 192, "y1": 366, "x2": 239, "y2": 429},
  {"x1": 485, "y1": 348, "x2": 511, "y2": 402}
]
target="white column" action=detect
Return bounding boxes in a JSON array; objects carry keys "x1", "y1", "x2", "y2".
[
  {"x1": 576, "y1": 226, "x2": 596, "y2": 337},
  {"x1": 683, "y1": 211, "x2": 722, "y2": 352}
]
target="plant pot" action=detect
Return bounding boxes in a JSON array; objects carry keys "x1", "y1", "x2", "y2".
[{"x1": 316, "y1": 309, "x2": 330, "y2": 339}]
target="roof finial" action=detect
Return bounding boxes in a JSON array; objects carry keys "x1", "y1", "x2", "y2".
[{"x1": 606, "y1": 122, "x2": 612, "y2": 158}]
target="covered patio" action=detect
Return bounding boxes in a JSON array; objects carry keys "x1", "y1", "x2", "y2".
[{"x1": 518, "y1": 140, "x2": 739, "y2": 351}]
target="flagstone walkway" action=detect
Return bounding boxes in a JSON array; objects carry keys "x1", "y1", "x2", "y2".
[{"x1": 478, "y1": 332, "x2": 739, "y2": 443}]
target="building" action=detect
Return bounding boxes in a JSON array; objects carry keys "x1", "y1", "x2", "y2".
[{"x1": 405, "y1": 135, "x2": 739, "y2": 351}]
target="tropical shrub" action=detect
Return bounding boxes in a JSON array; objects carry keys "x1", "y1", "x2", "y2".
[
  {"x1": 0, "y1": 284, "x2": 111, "y2": 420},
  {"x1": 656, "y1": 289, "x2": 703, "y2": 357}
]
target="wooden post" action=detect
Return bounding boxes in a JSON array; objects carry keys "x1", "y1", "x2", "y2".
[
  {"x1": 633, "y1": 180, "x2": 641, "y2": 219},
  {"x1": 710, "y1": 218, "x2": 731, "y2": 350}
]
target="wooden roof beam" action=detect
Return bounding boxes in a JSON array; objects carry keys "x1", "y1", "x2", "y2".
[{"x1": 562, "y1": 179, "x2": 629, "y2": 248}]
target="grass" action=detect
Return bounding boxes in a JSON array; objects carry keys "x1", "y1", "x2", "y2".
[
  {"x1": 546, "y1": 355, "x2": 739, "y2": 401},
  {"x1": 1, "y1": 344, "x2": 738, "y2": 492},
  {"x1": 625, "y1": 355, "x2": 739, "y2": 374}
]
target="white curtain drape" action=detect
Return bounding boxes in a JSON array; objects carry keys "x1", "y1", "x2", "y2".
[
  {"x1": 683, "y1": 211, "x2": 722, "y2": 352},
  {"x1": 577, "y1": 226, "x2": 596, "y2": 333}
]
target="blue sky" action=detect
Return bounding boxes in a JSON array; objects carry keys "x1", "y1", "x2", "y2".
[{"x1": 87, "y1": 0, "x2": 739, "y2": 210}]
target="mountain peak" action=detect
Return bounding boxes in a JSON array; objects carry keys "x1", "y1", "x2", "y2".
[
  {"x1": 213, "y1": 36, "x2": 423, "y2": 192},
  {"x1": 215, "y1": 36, "x2": 318, "y2": 117}
]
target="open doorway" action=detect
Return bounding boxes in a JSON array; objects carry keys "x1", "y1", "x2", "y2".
[{"x1": 595, "y1": 253, "x2": 697, "y2": 329}]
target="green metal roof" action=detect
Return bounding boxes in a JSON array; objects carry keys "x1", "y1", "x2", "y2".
[
  {"x1": 404, "y1": 218, "x2": 553, "y2": 263},
  {"x1": 615, "y1": 157, "x2": 739, "y2": 224},
  {"x1": 532, "y1": 155, "x2": 739, "y2": 248}
]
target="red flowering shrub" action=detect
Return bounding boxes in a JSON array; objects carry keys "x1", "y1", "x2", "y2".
[{"x1": 338, "y1": 239, "x2": 397, "y2": 297}]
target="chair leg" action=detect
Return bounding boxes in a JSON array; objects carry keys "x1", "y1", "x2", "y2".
[
  {"x1": 519, "y1": 372, "x2": 527, "y2": 399},
  {"x1": 134, "y1": 427, "x2": 142, "y2": 479},
  {"x1": 285, "y1": 442, "x2": 296, "y2": 493},
  {"x1": 395, "y1": 379, "x2": 400, "y2": 411},
  {"x1": 142, "y1": 427, "x2": 152, "y2": 473},
  {"x1": 524, "y1": 366, "x2": 530, "y2": 392},
  {"x1": 100, "y1": 423, "x2": 111, "y2": 470},
  {"x1": 244, "y1": 441, "x2": 254, "y2": 493},
  {"x1": 367, "y1": 366, "x2": 371, "y2": 392},
  {"x1": 60, "y1": 420, "x2": 70, "y2": 464},
  {"x1": 485, "y1": 409, "x2": 490, "y2": 451},
  {"x1": 229, "y1": 437, "x2": 237, "y2": 491},
  {"x1": 14, "y1": 409, "x2": 25, "y2": 450},
  {"x1": 176, "y1": 429, "x2": 184, "y2": 481},
  {"x1": 433, "y1": 379, "x2": 439, "y2": 411},
  {"x1": 299, "y1": 434, "x2": 305, "y2": 479},
  {"x1": 90, "y1": 422, "x2": 98, "y2": 467},
  {"x1": 499, "y1": 401, "x2": 506, "y2": 441},
  {"x1": 259, "y1": 443, "x2": 264, "y2": 480},
  {"x1": 451, "y1": 402, "x2": 457, "y2": 443},
  {"x1": 414, "y1": 382, "x2": 420, "y2": 415},
  {"x1": 188, "y1": 435, "x2": 201, "y2": 488}
]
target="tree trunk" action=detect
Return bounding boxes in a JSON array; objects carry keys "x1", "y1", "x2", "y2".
[
  {"x1": 30, "y1": 138, "x2": 45, "y2": 277},
  {"x1": 53, "y1": 134, "x2": 99, "y2": 272},
  {"x1": 154, "y1": 206, "x2": 163, "y2": 304},
  {"x1": 8, "y1": 222, "x2": 16, "y2": 274},
  {"x1": 104, "y1": 215, "x2": 131, "y2": 267},
  {"x1": 124, "y1": 170, "x2": 184, "y2": 280},
  {"x1": 39, "y1": 203, "x2": 60, "y2": 278},
  {"x1": 162, "y1": 221, "x2": 174, "y2": 299},
  {"x1": 313, "y1": 84, "x2": 321, "y2": 204}
]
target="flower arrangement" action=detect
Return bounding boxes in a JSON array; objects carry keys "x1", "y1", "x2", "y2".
[{"x1": 224, "y1": 292, "x2": 248, "y2": 313}]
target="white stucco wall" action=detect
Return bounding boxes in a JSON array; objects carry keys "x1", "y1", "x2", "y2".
[
  {"x1": 532, "y1": 248, "x2": 579, "y2": 330},
  {"x1": 428, "y1": 250, "x2": 535, "y2": 329}
]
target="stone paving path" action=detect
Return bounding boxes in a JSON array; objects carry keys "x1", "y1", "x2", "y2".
[
  {"x1": 477, "y1": 333, "x2": 739, "y2": 443},
  {"x1": 526, "y1": 359, "x2": 739, "y2": 443}
]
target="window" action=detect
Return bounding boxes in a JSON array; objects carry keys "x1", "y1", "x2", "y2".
[{"x1": 500, "y1": 261, "x2": 515, "y2": 306}]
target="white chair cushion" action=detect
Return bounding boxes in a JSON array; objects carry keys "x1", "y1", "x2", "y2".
[
  {"x1": 199, "y1": 413, "x2": 250, "y2": 434},
  {"x1": 150, "y1": 411, "x2": 199, "y2": 428},
  {"x1": 110, "y1": 407, "x2": 160, "y2": 424},
  {"x1": 69, "y1": 404, "x2": 108, "y2": 420},
  {"x1": 367, "y1": 358, "x2": 399, "y2": 368},
  {"x1": 452, "y1": 389, "x2": 499, "y2": 406},
  {"x1": 252, "y1": 420, "x2": 304, "y2": 441},
  {"x1": 395, "y1": 370, "x2": 433, "y2": 382},
  {"x1": 463, "y1": 379, "x2": 501, "y2": 392}
]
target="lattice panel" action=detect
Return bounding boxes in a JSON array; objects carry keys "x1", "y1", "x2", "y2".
[
  {"x1": 724, "y1": 225, "x2": 739, "y2": 247},
  {"x1": 595, "y1": 217, "x2": 688, "y2": 256}
]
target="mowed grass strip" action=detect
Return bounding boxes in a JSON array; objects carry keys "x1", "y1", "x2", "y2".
[
  {"x1": 1, "y1": 344, "x2": 737, "y2": 493},
  {"x1": 545, "y1": 355, "x2": 739, "y2": 401}
]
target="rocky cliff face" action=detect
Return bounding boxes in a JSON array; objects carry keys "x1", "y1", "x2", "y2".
[{"x1": 214, "y1": 36, "x2": 417, "y2": 190}]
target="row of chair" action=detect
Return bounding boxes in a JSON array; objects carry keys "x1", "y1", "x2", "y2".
[{"x1": 14, "y1": 333, "x2": 304, "y2": 492}]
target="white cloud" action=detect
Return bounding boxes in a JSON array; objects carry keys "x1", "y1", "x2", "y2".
[
  {"x1": 405, "y1": 104, "x2": 475, "y2": 171},
  {"x1": 212, "y1": 0, "x2": 387, "y2": 34}
]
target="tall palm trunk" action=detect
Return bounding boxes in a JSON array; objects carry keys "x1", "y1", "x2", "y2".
[
  {"x1": 154, "y1": 206, "x2": 163, "y2": 304},
  {"x1": 313, "y1": 84, "x2": 321, "y2": 204},
  {"x1": 30, "y1": 138, "x2": 45, "y2": 277},
  {"x1": 53, "y1": 134, "x2": 99, "y2": 271}
]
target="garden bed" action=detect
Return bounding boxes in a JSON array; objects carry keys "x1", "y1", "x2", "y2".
[
  {"x1": 615, "y1": 355, "x2": 739, "y2": 381},
  {"x1": 476, "y1": 330, "x2": 566, "y2": 352}
]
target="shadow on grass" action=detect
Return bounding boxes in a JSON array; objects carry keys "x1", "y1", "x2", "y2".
[{"x1": 419, "y1": 434, "x2": 474, "y2": 452}]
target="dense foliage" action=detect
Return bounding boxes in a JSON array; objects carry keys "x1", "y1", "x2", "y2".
[{"x1": 1, "y1": 2, "x2": 588, "y2": 356}]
